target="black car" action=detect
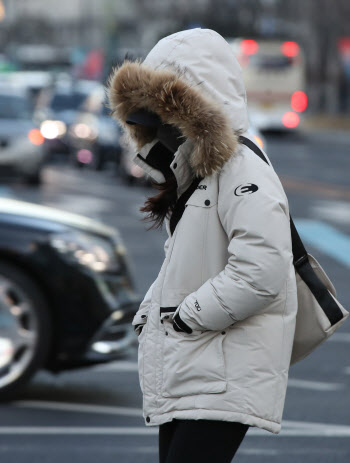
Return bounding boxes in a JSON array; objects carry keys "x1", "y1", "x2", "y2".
[
  {"x1": 0, "y1": 198, "x2": 140, "y2": 400},
  {"x1": 34, "y1": 79, "x2": 101, "y2": 156}
]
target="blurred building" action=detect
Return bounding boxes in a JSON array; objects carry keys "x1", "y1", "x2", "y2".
[
  {"x1": 0, "y1": 0, "x2": 348, "y2": 112},
  {"x1": 2, "y1": 0, "x2": 107, "y2": 48}
]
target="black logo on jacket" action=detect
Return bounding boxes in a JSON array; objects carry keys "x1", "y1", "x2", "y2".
[
  {"x1": 196, "y1": 184, "x2": 207, "y2": 190},
  {"x1": 234, "y1": 183, "x2": 259, "y2": 196},
  {"x1": 194, "y1": 300, "x2": 201, "y2": 311}
]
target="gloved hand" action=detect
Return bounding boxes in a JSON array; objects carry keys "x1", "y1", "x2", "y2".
[
  {"x1": 172, "y1": 311, "x2": 193, "y2": 334},
  {"x1": 134, "y1": 323, "x2": 144, "y2": 336},
  {"x1": 133, "y1": 313, "x2": 148, "y2": 336}
]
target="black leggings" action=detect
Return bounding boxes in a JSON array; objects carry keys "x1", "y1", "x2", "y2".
[{"x1": 159, "y1": 418, "x2": 249, "y2": 463}]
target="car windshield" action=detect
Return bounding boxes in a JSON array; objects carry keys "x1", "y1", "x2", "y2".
[
  {"x1": 0, "y1": 94, "x2": 31, "y2": 119},
  {"x1": 51, "y1": 92, "x2": 87, "y2": 112}
]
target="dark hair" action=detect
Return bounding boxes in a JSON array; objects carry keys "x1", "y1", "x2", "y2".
[{"x1": 140, "y1": 175, "x2": 178, "y2": 230}]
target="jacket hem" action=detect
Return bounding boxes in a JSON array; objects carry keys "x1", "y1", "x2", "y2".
[{"x1": 144, "y1": 409, "x2": 281, "y2": 434}]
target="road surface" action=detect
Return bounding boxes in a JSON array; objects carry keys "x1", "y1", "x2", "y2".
[{"x1": 0, "y1": 130, "x2": 349, "y2": 462}]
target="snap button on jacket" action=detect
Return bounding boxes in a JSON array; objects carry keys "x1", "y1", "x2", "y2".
[{"x1": 108, "y1": 28, "x2": 298, "y2": 435}]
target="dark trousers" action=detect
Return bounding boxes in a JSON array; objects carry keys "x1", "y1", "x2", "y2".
[{"x1": 158, "y1": 418, "x2": 249, "y2": 463}]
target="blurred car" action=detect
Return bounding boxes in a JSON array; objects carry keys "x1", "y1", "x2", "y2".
[
  {"x1": 0, "y1": 198, "x2": 140, "y2": 400},
  {"x1": 34, "y1": 79, "x2": 101, "y2": 156},
  {"x1": 228, "y1": 38, "x2": 307, "y2": 131},
  {"x1": 0, "y1": 86, "x2": 46, "y2": 185},
  {"x1": 68, "y1": 85, "x2": 122, "y2": 171},
  {"x1": 12, "y1": 45, "x2": 72, "y2": 74},
  {"x1": 0, "y1": 70, "x2": 54, "y2": 109}
]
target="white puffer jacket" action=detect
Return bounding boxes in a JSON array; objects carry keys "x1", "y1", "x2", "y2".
[{"x1": 108, "y1": 28, "x2": 298, "y2": 434}]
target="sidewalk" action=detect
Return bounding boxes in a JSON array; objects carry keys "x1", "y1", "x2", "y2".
[
  {"x1": 301, "y1": 114, "x2": 350, "y2": 143},
  {"x1": 303, "y1": 114, "x2": 350, "y2": 131}
]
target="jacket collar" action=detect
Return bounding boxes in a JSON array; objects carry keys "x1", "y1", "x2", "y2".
[
  {"x1": 133, "y1": 138, "x2": 195, "y2": 196},
  {"x1": 107, "y1": 60, "x2": 240, "y2": 178}
]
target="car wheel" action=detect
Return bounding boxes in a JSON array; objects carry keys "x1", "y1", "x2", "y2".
[{"x1": 0, "y1": 262, "x2": 52, "y2": 401}]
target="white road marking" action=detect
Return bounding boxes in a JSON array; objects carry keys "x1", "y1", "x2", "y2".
[
  {"x1": 241, "y1": 448, "x2": 279, "y2": 455},
  {"x1": 287, "y1": 378, "x2": 345, "y2": 391},
  {"x1": 43, "y1": 167, "x2": 144, "y2": 213},
  {"x1": 312, "y1": 200, "x2": 350, "y2": 226},
  {"x1": 45, "y1": 195, "x2": 114, "y2": 217},
  {"x1": 1, "y1": 420, "x2": 350, "y2": 437},
  {"x1": 0, "y1": 427, "x2": 156, "y2": 435},
  {"x1": 14, "y1": 400, "x2": 142, "y2": 417},
  {"x1": 91, "y1": 361, "x2": 138, "y2": 372},
  {"x1": 99, "y1": 446, "x2": 344, "y2": 456},
  {"x1": 279, "y1": 420, "x2": 350, "y2": 437},
  {"x1": 130, "y1": 446, "x2": 158, "y2": 454}
]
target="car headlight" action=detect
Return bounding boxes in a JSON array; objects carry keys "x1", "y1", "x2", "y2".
[
  {"x1": 71, "y1": 123, "x2": 98, "y2": 140},
  {"x1": 50, "y1": 231, "x2": 120, "y2": 273},
  {"x1": 40, "y1": 120, "x2": 67, "y2": 139}
]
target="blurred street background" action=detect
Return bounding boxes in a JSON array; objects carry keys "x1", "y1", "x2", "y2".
[{"x1": 0, "y1": 0, "x2": 350, "y2": 462}]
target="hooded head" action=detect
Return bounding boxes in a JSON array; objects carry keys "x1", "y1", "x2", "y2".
[{"x1": 107, "y1": 28, "x2": 249, "y2": 179}]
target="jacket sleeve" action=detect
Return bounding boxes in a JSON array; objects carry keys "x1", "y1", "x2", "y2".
[
  {"x1": 174, "y1": 153, "x2": 293, "y2": 332},
  {"x1": 132, "y1": 234, "x2": 171, "y2": 333}
]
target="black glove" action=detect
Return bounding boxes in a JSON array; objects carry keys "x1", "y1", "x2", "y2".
[
  {"x1": 172, "y1": 311, "x2": 192, "y2": 334},
  {"x1": 135, "y1": 324, "x2": 144, "y2": 336}
]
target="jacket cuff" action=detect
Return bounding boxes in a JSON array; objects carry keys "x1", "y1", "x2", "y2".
[
  {"x1": 172, "y1": 305, "x2": 202, "y2": 332},
  {"x1": 132, "y1": 312, "x2": 148, "y2": 328},
  {"x1": 175, "y1": 290, "x2": 235, "y2": 332},
  {"x1": 173, "y1": 311, "x2": 193, "y2": 334}
]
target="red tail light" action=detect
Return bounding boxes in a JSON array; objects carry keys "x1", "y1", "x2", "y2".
[
  {"x1": 281, "y1": 41, "x2": 299, "y2": 57},
  {"x1": 28, "y1": 129, "x2": 44, "y2": 145},
  {"x1": 282, "y1": 112, "x2": 300, "y2": 129},
  {"x1": 291, "y1": 91, "x2": 308, "y2": 112},
  {"x1": 241, "y1": 39, "x2": 259, "y2": 55}
]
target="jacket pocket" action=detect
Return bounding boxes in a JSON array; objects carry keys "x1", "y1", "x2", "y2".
[{"x1": 160, "y1": 308, "x2": 227, "y2": 398}]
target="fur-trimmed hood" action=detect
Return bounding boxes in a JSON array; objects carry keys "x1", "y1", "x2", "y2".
[{"x1": 107, "y1": 28, "x2": 249, "y2": 178}]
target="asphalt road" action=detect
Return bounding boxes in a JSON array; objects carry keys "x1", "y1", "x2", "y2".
[{"x1": 1, "y1": 130, "x2": 350, "y2": 463}]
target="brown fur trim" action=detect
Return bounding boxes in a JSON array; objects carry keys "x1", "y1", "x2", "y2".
[{"x1": 107, "y1": 60, "x2": 239, "y2": 178}]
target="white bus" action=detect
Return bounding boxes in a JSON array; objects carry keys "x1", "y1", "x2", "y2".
[{"x1": 227, "y1": 38, "x2": 307, "y2": 130}]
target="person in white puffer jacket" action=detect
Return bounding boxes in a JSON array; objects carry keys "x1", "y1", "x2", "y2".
[{"x1": 107, "y1": 28, "x2": 298, "y2": 463}]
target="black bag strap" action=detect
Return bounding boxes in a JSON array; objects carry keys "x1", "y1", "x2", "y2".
[
  {"x1": 239, "y1": 135, "x2": 344, "y2": 325},
  {"x1": 239, "y1": 136, "x2": 307, "y2": 266}
]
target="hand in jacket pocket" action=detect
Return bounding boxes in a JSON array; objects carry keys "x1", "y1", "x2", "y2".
[{"x1": 172, "y1": 311, "x2": 193, "y2": 334}]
